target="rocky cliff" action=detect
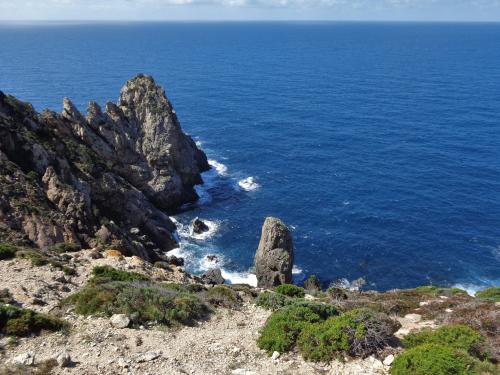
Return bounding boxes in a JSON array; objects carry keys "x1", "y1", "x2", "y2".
[{"x1": 0, "y1": 74, "x2": 209, "y2": 261}]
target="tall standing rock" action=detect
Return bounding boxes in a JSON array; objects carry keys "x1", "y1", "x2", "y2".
[{"x1": 254, "y1": 217, "x2": 294, "y2": 288}]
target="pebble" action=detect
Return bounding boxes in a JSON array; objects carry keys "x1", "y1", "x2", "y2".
[
  {"x1": 137, "y1": 351, "x2": 161, "y2": 362},
  {"x1": 383, "y1": 354, "x2": 395, "y2": 366},
  {"x1": 271, "y1": 351, "x2": 280, "y2": 360},
  {"x1": 55, "y1": 351, "x2": 72, "y2": 367}
]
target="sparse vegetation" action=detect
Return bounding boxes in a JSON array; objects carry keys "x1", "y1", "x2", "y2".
[
  {"x1": 0, "y1": 244, "x2": 20, "y2": 260},
  {"x1": 51, "y1": 242, "x2": 81, "y2": 254},
  {"x1": 205, "y1": 285, "x2": 241, "y2": 309},
  {"x1": 0, "y1": 304, "x2": 68, "y2": 337},
  {"x1": 476, "y1": 287, "x2": 500, "y2": 302}
]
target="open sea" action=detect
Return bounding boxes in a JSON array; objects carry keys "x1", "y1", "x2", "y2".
[{"x1": 1, "y1": 21, "x2": 499, "y2": 292}]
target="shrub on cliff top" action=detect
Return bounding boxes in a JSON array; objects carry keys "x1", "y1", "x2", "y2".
[
  {"x1": 275, "y1": 284, "x2": 305, "y2": 298},
  {"x1": 475, "y1": 287, "x2": 500, "y2": 302},
  {"x1": 390, "y1": 344, "x2": 475, "y2": 375},
  {"x1": 0, "y1": 244, "x2": 19, "y2": 260},
  {"x1": 256, "y1": 291, "x2": 295, "y2": 311},
  {"x1": 91, "y1": 266, "x2": 149, "y2": 283},
  {"x1": 297, "y1": 308, "x2": 400, "y2": 362},
  {"x1": 65, "y1": 281, "x2": 206, "y2": 326},
  {"x1": 257, "y1": 301, "x2": 338, "y2": 354},
  {"x1": 204, "y1": 285, "x2": 241, "y2": 308},
  {"x1": 403, "y1": 325, "x2": 484, "y2": 356},
  {"x1": 0, "y1": 304, "x2": 68, "y2": 337}
]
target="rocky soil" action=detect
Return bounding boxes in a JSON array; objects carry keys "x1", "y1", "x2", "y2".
[{"x1": 0, "y1": 253, "x2": 456, "y2": 375}]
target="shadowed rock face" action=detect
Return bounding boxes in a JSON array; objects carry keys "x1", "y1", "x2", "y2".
[
  {"x1": 254, "y1": 217, "x2": 294, "y2": 288},
  {"x1": 0, "y1": 74, "x2": 209, "y2": 261}
]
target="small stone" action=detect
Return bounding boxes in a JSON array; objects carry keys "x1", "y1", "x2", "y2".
[
  {"x1": 231, "y1": 370, "x2": 256, "y2": 375},
  {"x1": 445, "y1": 308, "x2": 453, "y2": 313},
  {"x1": 110, "y1": 314, "x2": 130, "y2": 329},
  {"x1": 383, "y1": 354, "x2": 395, "y2": 366},
  {"x1": 271, "y1": 351, "x2": 280, "y2": 360},
  {"x1": 12, "y1": 352, "x2": 35, "y2": 366},
  {"x1": 419, "y1": 301, "x2": 430, "y2": 306},
  {"x1": 118, "y1": 358, "x2": 129, "y2": 368},
  {"x1": 137, "y1": 351, "x2": 161, "y2": 362},
  {"x1": 55, "y1": 351, "x2": 71, "y2": 367}
]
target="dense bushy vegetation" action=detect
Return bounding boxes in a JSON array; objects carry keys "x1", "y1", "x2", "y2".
[
  {"x1": 0, "y1": 304, "x2": 68, "y2": 336},
  {"x1": 255, "y1": 291, "x2": 295, "y2": 311},
  {"x1": 90, "y1": 265, "x2": 149, "y2": 283},
  {"x1": 0, "y1": 244, "x2": 19, "y2": 260},
  {"x1": 275, "y1": 284, "x2": 305, "y2": 298},
  {"x1": 391, "y1": 325, "x2": 496, "y2": 375},
  {"x1": 297, "y1": 308, "x2": 400, "y2": 361}
]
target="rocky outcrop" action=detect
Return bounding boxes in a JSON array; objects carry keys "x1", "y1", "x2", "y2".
[
  {"x1": 0, "y1": 75, "x2": 209, "y2": 261},
  {"x1": 254, "y1": 217, "x2": 294, "y2": 288},
  {"x1": 201, "y1": 268, "x2": 225, "y2": 285},
  {"x1": 191, "y1": 217, "x2": 209, "y2": 234}
]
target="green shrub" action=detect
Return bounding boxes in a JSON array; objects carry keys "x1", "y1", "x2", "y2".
[
  {"x1": 304, "y1": 275, "x2": 322, "y2": 292},
  {"x1": 255, "y1": 291, "x2": 294, "y2": 311},
  {"x1": 257, "y1": 301, "x2": 338, "y2": 354},
  {"x1": 475, "y1": 287, "x2": 500, "y2": 302},
  {"x1": 15, "y1": 250, "x2": 48, "y2": 267},
  {"x1": 50, "y1": 243, "x2": 81, "y2": 254},
  {"x1": 205, "y1": 286, "x2": 241, "y2": 308},
  {"x1": 0, "y1": 304, "x2": 68, "y2": 337},
  {"x1": 63, "y1": 266, "x2": 77, "y2": 276},
  {"x1": 64, "y1": 281, "x2": 206, "y2": 326},
  {"x1": 297, "y1": 308, "x2": 400, "y2": 361},
  {"x1": 390, "y1": 344, "x2": 476, "y2": 375},
  {"x1": 414, "y1": 285, "x2": 467, "y2": 297},
  {"x1": 275, "y1": 284, "x2": 305, "y2": 298},
  {"x1": 403, "y1": 325, "x2": 484, "y2": 355},
  {"x1": 91, "y1": 266, "x2": 149, "y2": 283},
  {"x1": 0, "y1": 244, "x2": 19, "y2": 260}
]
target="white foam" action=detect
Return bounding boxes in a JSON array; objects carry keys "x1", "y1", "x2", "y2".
[
  {"x1": 190, "y1": 219, "x2": 220, "y2": 240},
  {"x1": 292, "y1": 265, "x2": 303, "y2": 275},
  {"x1": 238, "y1": 176, "x2": 261, "y2": 191},
  {"x1": 221, "y1": 269, "x2": 258, "y2": 286},
  {"x1": 209, "y1": 159, "x2": 228, "y2": 176}
]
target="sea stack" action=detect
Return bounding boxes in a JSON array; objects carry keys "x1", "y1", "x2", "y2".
[{"x1": 254, "y1": 217, "x2": 294, "y2": 288}]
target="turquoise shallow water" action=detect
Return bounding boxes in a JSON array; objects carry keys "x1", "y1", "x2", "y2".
[{"x1": 1, "y1": 22, "x2": 499, "y2": 291}]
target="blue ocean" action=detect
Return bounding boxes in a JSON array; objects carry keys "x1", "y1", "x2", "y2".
[{"x1": 1, "y1": 22, "x2": 499, "y2": 292}]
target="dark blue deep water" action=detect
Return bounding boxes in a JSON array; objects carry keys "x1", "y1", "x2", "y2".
[{"x1": 1, "y1": 22, "x2": 500, "y2": 292}]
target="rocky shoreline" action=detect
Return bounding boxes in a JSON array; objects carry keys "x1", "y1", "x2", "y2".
[{"x1": 1, "y1": 77, "x2": 499, "y2": 375}]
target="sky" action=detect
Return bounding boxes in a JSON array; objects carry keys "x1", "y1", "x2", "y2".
[{"x1": 0, "y1": 0, "x2": 500, "y2": 21}]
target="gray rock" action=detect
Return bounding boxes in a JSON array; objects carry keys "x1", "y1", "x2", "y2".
[
  {"x1": 191, "y1": 217, "x2": 209, "y2": 234},
  {"x1": 110, "y1": 314, "x2": 130, "y2": 329},
  {"x1": 54, "y1": 351, "x2": 71, "y2": 367},
  {"x1": 11, "y1": 352, "x2": 35, "y2": 366},
  {"x1": 383, "y1": 354, "x2": 395, "y2": 366},
  {"x1": 201, "y1": 268, "x2": 225, "y2": 285},
  {"x1": 165, "y1": 254, "x2": 184, "y2": 266},
  {"x1": 254, "y1": 217, "x2": 294, "y2": 288},
  {"x1": 137, "y1": 351, "x2": 161, "y2": 362}
]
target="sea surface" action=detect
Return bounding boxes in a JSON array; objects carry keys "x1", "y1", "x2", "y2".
[{"x1": 1, "y1": 21, "x2": 499, "y2": 292}]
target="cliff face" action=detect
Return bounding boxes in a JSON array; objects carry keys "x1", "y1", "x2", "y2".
[{"x1": 0, "y1": 74, "x2": 209, "y2": 261}]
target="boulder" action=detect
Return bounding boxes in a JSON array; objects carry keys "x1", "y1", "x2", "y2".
[
  {"x1": 201, "y1": 268, "x2": 225, "y2": 285},
  {"x1": 11, "y1": 352, "x2": 35, "y2": 366},
  {"x1": 110, "y1": 314, "x2": 130, "y2": 329},
  {"x1": 254, "y1": 217, "x2": 294, "y2": 288},
  {"x1": 191, "y1": 217, "x2": 209, "y2": 234},
  {"x1": 165, "y1": 254, "x2": 185, "y2": 267},
  {"x1": 54, "y1": 352, "x2": 71, "y2": 367}
]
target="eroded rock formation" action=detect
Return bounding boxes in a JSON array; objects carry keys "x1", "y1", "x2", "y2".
[
  {"x1": 0, "y1": 74, "x2": 209, "y2": 261},
  {"x1": 254, "y1": 217, "x2": 294, "y2": 288}
]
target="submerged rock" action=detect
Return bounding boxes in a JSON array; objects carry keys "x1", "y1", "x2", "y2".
[
  {"x1": 0, "y1": 75, "x2": 209, "y2": 261},
  {"x1": 254, "y1": 217, "x2": 294, "y2": 288},
  {"x1": 191, "y1": 217, "x2": 210, "y2": 234},
  {"x1": 201, "y1": 268, "x2": 225, "y2": 285}
]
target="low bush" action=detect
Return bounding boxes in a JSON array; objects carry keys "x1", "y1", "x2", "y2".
[
  {"x1": 475, "y1": 287, "x2": 500, "y2": 302},
  {"x1": 413, "y1": 285, "x2": 467, "y2": 297},
  {"x1": 50, "y1": 243, "x2": 81, "y2": 254},
  {"x1": 255, "y1": 291, "x2": 294, "y2": 311},
  {"x1": 64, "y1": 281, "x2": 206, "y2": 326},
  {"x1": 297, "y1": 308, "x2": 400, "y2": 361},
  {"x1": 257, "y1": 301, "x2": 338, "y2": 354},
  {"x1": 390, "y1": 344, "x2": 493, "y2": 375},
  {"x1": 0, "y1": 304, "x2": 68, "y2": 337},
  {"x1": 205, "y1": 285, "x2": 241, "y2": 308},
  {"x1": 304, "y1": 275, "x2": 322, "y2": 292},
  {"x1": 403, "y1": 325, "x2": 484, "y2": 356},
  {"x1": 275, "y1": 284, "x2": 305, "y2": 298},
  {"x1": 90, "y1": 266, "x2": 149, "y2": 283},
  {"x1": 0, "y1": 244, "x2": 19, "y2": 260},
  {"x1": 63, "y1": 266, "x2": 77, "y2": 276},
  {"x1": 15, "y1": 250, "x2": 48, "y2": 267}
]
